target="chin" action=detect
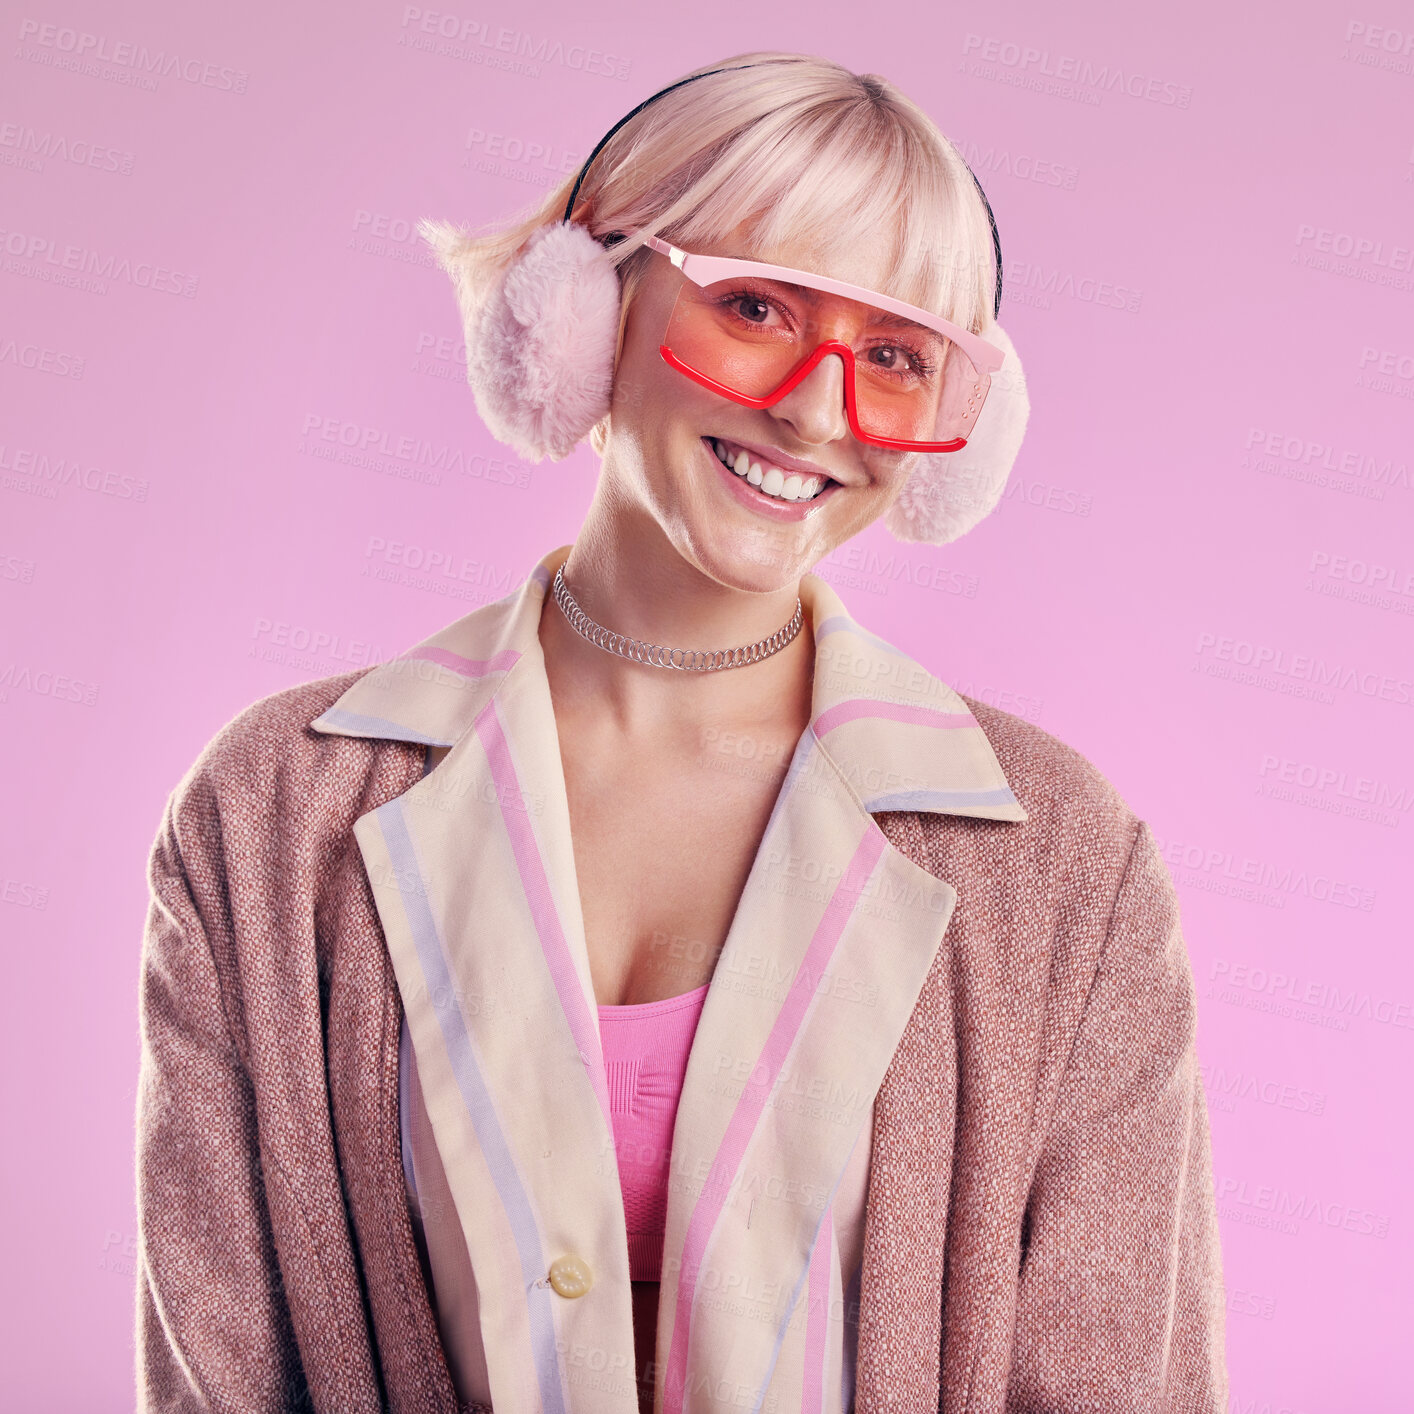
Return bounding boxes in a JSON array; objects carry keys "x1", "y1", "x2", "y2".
[
  {"x1": 684, "y1": 459, "x2": 820, "y2": 583},
  {"x1": 674, "y1": 517, "x2": 818, "y2": 597}
]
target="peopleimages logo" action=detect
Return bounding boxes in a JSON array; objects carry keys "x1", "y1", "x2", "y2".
[
  {"x1": 1339, "y1": 20, "x2": 1414, "y2": 76},
  {"x1": 1193, "y1": 630, "x2": 1414, "y2": 707},
  {"x1": 1295, "y1": 224, "x2": 1413, "y2": 272},
  {"x1": 1244, "y1": 427, "x2": 1410, "y2": 484},
  {"x1": 0, "y1": 444, "x2": 146, "y2": 499},
  {"x1": 1258, "y1": 753, "x2": 1412, "y2": 814},
  {"x1": 955, "y1": 137, "x2": 1080, "y2": 191},
  {"x1": 0, "y1": 663, "x2": 100, "y2": 707},
  {"x1": 14, "y1": 19, "x2": 250, "y2": 93},
  {"x1": 0, "y1": 227, "x2": 198, "y2": 297},
  {"x1": 0, "y1": 122, "x2": 136, "y2": 176},
  {"x1": 1212, "y1": 1171, "x2": 1389, "y2": 1240},
  {"x1": 960, "y1": 33, "x2": 1193, "y2": 108},
  {"x1": 297, "y1": 414, "x2": 532, "y2": 491},
  {"x1": 0, "y1": 338, "x2": 83, "y2": 379},
  {"x1": 1206, "y1": 958, "x2": 1414, "y2": 1034},
  {"x1": 396, "y1": 9, "x2": 630, "y2": 81},
  {"x1": 1153, "y1": 831, "x2": 1377, "y2": 911},
  {"x1": 1198, "y1": 1064, "x2": 1328, "y2": 1117}
]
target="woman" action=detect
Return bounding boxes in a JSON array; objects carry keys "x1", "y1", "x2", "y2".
[{"x1": 135, "y1": 52, "x2": 1228, "y2": 1414}]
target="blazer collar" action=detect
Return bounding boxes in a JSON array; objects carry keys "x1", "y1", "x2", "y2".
[{"x1": 311, "y1": 543, "x2": 1026, "y2": 824}]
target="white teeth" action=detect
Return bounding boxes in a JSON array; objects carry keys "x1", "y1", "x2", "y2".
[{"x1": 709, "y1": 439, "x2": 830, "y2": 502}]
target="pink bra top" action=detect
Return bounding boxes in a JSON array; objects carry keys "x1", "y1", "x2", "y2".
[{"x1": 596, "y1": 981, "x2": 711, "y2": 1283}]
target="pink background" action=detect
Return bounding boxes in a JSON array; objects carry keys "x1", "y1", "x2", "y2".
[{"x1": 4, "y1": 0, "x2": 1411, "y2": 1407}]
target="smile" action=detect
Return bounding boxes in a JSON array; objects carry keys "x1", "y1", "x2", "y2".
[{"x1": 707, "y1": 437, "x2": 836, "y2": 503}]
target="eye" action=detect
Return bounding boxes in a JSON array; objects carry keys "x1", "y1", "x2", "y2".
[
  {"x1": 730, "y1": 294, "x2": 774, "y2": 325},
  {"x1": 868, "y1": 345, "x2": 911, "y2": 372},
  {"x1": 865, "y1": 343, "x2": 934, "y2": 381}
]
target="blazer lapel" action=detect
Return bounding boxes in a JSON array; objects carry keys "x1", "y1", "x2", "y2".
[
  {"x1": 311, "y1": 544, "x2": 1028, "y2": 1414},
  {"x1": 653, "y1": 728, "x2": 962, "y2": 1414},
  {"x1": 319, "y1": 746, "x2": 465, "y2": 1414},
  {"x1": 653, "y1": 584, "x2": 1025, "y2": 1414},
  {"x1": 319, "y1": 565, "x2": 639, "y2": 1414}
]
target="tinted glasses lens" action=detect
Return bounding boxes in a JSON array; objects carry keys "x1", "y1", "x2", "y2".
[{"x1": 663, "y1": 276, "x2": 990, "y2": 446}]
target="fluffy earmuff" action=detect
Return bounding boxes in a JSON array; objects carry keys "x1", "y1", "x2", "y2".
[
  {"x1": 422, "y1": 220, "x2": 622, "y2": 463},
  {"x1": 883, "y1": 322, "x2": 1031, "y2": 545}
]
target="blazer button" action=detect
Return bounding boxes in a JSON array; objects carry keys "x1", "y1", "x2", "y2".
[{"x1": 548, "y1": 1254, "x2": 593, "y2": 1298}]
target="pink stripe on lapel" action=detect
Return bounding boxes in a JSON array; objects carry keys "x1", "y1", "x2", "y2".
[
  {"x1": 813, "y1": 697, "x2": 976, "y2": 738},
  {"x1": 473, "y1": 700, "x2": 611, "y2": 1131},
  {"x1": 662, "y1": 825, "x2": 888, "y2": 1413},
  {"x1": 407, "y1": 646, "x2": 523, "y2": 678}
]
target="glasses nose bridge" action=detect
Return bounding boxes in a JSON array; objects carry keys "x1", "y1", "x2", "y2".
[
  {"x1": 795, "y1": 338, "x2": 854, "y2": 395},
  {"x1": 771, "y1": 340, "x2": 853, "y2": 440}
]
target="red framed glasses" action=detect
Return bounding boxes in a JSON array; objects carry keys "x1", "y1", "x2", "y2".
[{"x1": 636, "y1": 233, "x2": 1005, "y2": 452}]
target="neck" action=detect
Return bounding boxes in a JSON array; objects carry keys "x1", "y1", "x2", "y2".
[{"x1": 537, "y1": 516, "x2": 815, "y2": 741}]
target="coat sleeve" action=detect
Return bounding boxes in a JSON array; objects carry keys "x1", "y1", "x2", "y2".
[
  {"x1": 1007, "y1": 820, "x2": 1229, "y2": 1413},
  {"x1": 134, "y1": 792, "x2": 309, "y2": 1413}
]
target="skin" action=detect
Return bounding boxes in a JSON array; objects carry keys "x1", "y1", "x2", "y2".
[{"x1": 430, "y1": 222, "x2": 934, "y2": 1412}]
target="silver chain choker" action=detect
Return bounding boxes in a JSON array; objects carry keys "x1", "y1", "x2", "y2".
[{"x1": 551, "y1": 563, "x2": 803, "y2": 673}]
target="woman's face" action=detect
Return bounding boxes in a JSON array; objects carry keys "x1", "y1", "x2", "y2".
[{"x1": 597, "y1": 224, "x2": 928, "y2": 594}]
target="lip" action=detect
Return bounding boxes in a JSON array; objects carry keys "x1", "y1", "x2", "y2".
[{"x1": 700, "y1": 437, "x2": 843, "y2": 522}]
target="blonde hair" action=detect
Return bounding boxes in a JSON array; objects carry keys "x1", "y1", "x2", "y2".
[{"x1": 419, "y1": 51, "x2": 999, "y2": 339}]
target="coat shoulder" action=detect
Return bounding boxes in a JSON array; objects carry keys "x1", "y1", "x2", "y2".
[
  {"x1": 963, "y1": 695, "x2": 1133, "y2": 819},
  {"x1": 163, "y1": 669, "x2": 411, "y2": 842},
  {"x1": 954, "y1": 693, "x2": 1144, "y2": 869},
  {"x1": 188, "y1": 668, "x2": 369, "y2": 780},
  {"x1": 921, "y1": 698, "x2": 1169, "y2": 1001}
]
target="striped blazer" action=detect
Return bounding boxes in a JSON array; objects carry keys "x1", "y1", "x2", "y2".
[{"x1": 135, "y1": 544, "x2": 1229, "y2": 1413}]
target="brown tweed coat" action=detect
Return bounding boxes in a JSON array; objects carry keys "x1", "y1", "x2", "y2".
[{"x1": 134, "y1": 671, "x2": 1228, "y2": 1413}]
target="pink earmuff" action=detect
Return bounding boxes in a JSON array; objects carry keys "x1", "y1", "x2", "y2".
[
  {"x1": 883, "y1": 322, "x2": 1030, "y2": 544},
  {"x1": 420, "y1": 218, "x2": 1029, "y2": 544},
  {"x1": 421, "y1": 220, "x2": 621, "y2": 464}
]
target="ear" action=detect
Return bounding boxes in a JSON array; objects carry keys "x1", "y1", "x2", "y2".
[
  {"x1": 423, "y1": 221, "x2": 623, "y2": 464},
  {"x1": 589, "y1": 416, "x2": 609, "y2": 457},
  {"x1": 884, "y1": 321, "x2": 1031, "y2": 544}
]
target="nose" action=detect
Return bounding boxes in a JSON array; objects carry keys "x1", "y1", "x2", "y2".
[{"x1": 768, "y1": 350, "x2": 850, "y2": 447}]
